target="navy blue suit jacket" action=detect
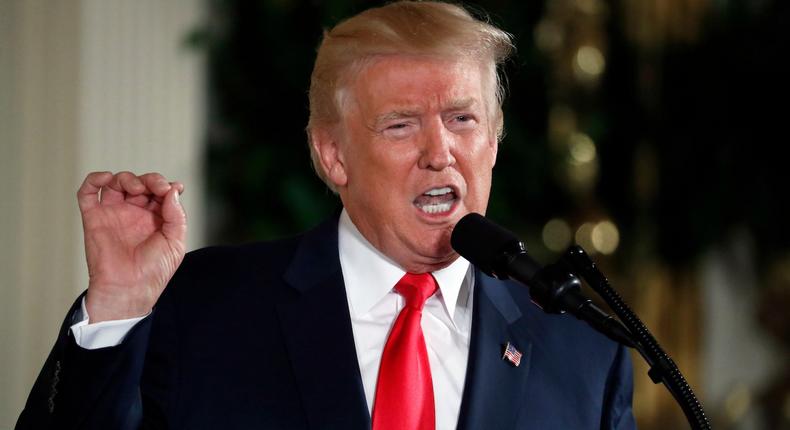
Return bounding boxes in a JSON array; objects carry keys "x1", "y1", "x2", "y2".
[{"x1": 17, "y1": 215, "x2": 636, "y2": 429}]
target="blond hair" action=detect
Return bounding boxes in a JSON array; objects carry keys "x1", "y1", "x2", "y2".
[{"x1": 307, "y1": 1, "x2": 514, "y2": 189}]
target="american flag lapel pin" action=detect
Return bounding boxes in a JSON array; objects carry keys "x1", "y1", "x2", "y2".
[{"x1": 502, "y1": 342, "x2": 522, "y2": 367}]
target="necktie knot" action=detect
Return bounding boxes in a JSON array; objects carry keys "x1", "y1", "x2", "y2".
[{"x1": 395, "y1": 273, "x2": 438, "y2": 311}]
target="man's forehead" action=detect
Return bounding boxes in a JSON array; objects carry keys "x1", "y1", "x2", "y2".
[
  {"x1": 336, "y1": 54, "x2": 497, "y2": 126},
  {"x1": 358, "y1": 59, "x2": 483, "y2": 95},
  {"x1": 373, "y1": 98, "x2": 479, "y2": 120}
]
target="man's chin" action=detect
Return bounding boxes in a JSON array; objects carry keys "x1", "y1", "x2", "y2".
[
  {"x1": 401, "y1": 253, "x2": 459, "y2": 274},
  {"x1": 405, "y1": 239, "x2": 458, "y2": 273}
]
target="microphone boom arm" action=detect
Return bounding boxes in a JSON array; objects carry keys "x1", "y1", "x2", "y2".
[
  {"x1": 502, "y1": 247, "x2": 637, "y2": 348},
  {"x1": 559, "y1": 246, "x2": 711, "y2": 430},
  {"x1": 450, "y1": 213, "x2": 711, "y2": 429}
]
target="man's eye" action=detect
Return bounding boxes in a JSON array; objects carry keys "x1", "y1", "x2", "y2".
[
  {"x1": 448, "y1": 114, "x2": 477, "y2": 131},
  {"x1": 382, "y1": 122, "x2": 415, "y2": 139},
  {"x1": 450, "y1": 114, "x2": 478, "y2": 124}
]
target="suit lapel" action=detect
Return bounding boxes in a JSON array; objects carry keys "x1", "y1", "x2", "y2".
[
  {"x1": 273, "y1": 216, "x2": 535, "y2": 429},
  {"x1": 457, "y1": 271, "x2": 533, "y2": 430},
  {"x1": 275, "y1": 215, "x2": 370, "y2": 430}
]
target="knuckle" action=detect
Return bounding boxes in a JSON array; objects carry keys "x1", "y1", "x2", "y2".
[
  {"x1": 141, "y1": 172, "x2": 160, "y2": 181},
  {"x1": 117, "y1": 172, "x2": 140, "y2": 185},
  {"x1": 116, "y1": 171, "x2": 134, "y2": 180}
]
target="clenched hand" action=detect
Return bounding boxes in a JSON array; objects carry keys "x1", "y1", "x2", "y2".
[{"x1": 78, "y1": 171, "x2": 187, "y2": 323}]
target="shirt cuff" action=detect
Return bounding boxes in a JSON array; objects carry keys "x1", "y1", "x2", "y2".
[{"x1": 69, "y1": 297, "x2": 150, "y2": 349}]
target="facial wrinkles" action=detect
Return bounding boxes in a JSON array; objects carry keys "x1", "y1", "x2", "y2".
[
  {"x1": 334, "y1": 56, "x2": 497, "y2": 272},
  {"x1": 349, "y1": 61, "x2": 486, "y2": 190},
  {"x1": 334, "y1": 56, "x2": 500, "y2": 136}
]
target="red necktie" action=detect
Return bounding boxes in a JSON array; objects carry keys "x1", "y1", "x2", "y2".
[{"x1": 371, "y1": 273, "x2": 438, "y2": 430}]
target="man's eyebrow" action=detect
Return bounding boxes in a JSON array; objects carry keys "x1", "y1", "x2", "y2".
[
  {"x1": 372, "y1": 98, "x2": 479, "y2": 125},
  {"x1": 374, "y1": 110, "x2": 422, "y2": 124},
  {"x1": 446, "y1": 98, "x2": 477, "y2": 110}
]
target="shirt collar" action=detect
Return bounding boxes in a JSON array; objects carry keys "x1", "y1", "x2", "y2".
[{"x1": 338, "y1": 209, "x2": 470, "y2": 321}]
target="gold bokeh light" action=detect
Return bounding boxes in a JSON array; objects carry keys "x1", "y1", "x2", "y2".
[
  {"x1": 542, "y1": 218, "x2": 572, "y2": 252},
  {"x1": 591, "y1": 220, "x2": 620, "y2": 255},
  {"x1": 575, "y1": 222, "x2": 597, "y2": 255},
  {"x1": 569, "y1": 132, "x2": 597, "y2": 165},
  {"x1": 573, "y1": 45, "x2": 606, "y2": 81}
]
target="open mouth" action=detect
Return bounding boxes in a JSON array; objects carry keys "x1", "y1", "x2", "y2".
[{"x1": 413, "y1": 186, "x2": 457, "y2": 214}]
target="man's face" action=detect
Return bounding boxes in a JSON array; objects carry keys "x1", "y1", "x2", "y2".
[{"x1": 320, "y1": 55, "x2": 499, "y2": 273}]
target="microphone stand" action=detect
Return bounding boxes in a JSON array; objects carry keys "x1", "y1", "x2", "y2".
[
  {"x1": 450, "y1": 212, "x2": 711, "y2": 428},
  {"x1": 555, "y1": 246, "x2": 712, "y2": 430}
]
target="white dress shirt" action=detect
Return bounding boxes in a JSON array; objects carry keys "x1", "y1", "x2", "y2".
[
  {"x1": 71, "y1": 209, "x2": 474, "y2": 429},
  {"x1": 338, "y1": 210, "x2": 473, "y2": 430},
  {"x1": 70, "y1": 299, "x2": 148, "y2": 347}
]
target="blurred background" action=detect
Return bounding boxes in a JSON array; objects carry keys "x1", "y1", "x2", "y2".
[{"x1": 1, "y1": 0, "x2": 788, "y2": 428}]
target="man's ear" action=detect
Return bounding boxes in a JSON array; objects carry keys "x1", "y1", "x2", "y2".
[
  {"x1": 490, "y1": 108, "x2": 503, "y2": 167},
  {"x1": 310, "y1": 125, "x2": 348, "y2": 188},
  {"x1": 490, "y1": 138, "x2": 499, "y2": 168}
]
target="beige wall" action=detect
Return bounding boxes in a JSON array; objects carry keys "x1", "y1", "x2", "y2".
[{"x1": 0, "y1": 0, "x2": 205, "y2": 426}]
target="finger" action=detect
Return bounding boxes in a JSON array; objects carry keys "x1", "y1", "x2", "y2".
[
  {"x1": 101, "y1": 172, "x2": 144, "y2": 204},
  {"x1": 139, "y1": 172, "x2": 173, "y2": 197},
  {"x1": 169, "y1": 181, "x2": 185, "y2": 194},
  {"x1": 77, "y1": 171, "x2": 113, "y2": 212},
  {"x1": 145, "y1": 199, "x2": 162, "y2": 212},
  {"x1": 125, "y1": 194, "x2": 151, "y2": 208},
  {"x1": 108, "y1": 171, "x2": 146, "y2": 196},
  {"x1": 144, "y1": 192, "x2": 166, "y2": 212},
  {"x1": 135, "y1": 195, "x2": 164, "y2": 212},
  {"x1": 161, "y1": 186, "x2": 187, "y2": 244}
]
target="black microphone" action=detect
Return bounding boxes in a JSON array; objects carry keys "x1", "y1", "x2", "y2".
[{"x1": 451, "y1": 212, "x2": 635, "y2": 348}]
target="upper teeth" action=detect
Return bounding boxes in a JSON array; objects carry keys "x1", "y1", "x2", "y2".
[{"x1": 424, "y1": 187, "x2": 452, "y2": 196}]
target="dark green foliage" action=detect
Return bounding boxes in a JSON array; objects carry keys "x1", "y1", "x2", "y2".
[{"x1": 200, "y1": 0, "x2": 789, "y2": 273}]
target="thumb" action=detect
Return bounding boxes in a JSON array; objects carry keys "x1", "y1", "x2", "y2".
[{"x1": 161, "y1": 186, "x2": 187, "y2": 244}]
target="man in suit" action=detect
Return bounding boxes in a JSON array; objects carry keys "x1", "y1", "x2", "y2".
[{"x1": 17, "y1": 1, "x2": 637, "y2": 429}]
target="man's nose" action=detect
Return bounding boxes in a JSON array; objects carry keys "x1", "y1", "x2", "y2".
[{"x1": 418, "y1": 122, "x2": 456, "y2": 171}]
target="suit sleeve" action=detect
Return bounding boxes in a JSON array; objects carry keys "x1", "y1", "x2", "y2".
[
  {"x1": 600, "y1": 344, "x2": 638, "y2": 430},
  {"x1": 15, "y1": 293, "x2": 157, "y2": 430}
]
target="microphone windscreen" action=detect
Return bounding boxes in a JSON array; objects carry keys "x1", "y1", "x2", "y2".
[{"x1": 451, "y1": 213, "x2": 522, "y2": 274}]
